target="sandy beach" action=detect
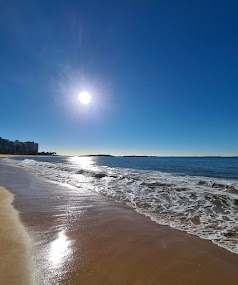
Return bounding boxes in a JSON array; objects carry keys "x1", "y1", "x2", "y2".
[
  {"x1": 67, "y1": 202, "x2": 238, "y2": 285},
  {"x1": 0, "y1": 160, "x2": 238, "y2": 284},
  {"x1": 0, "y1": 186, "x2": 32, "y2": 285}
]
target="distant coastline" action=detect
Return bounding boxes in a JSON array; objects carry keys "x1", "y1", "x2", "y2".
[
  {"x1": 0, "y1": 137, "x2": 38, "y2": 155},
  {"x1": 77, "y1": 154, "x2": 238, "y2": 158},
  {"x1": 1, "y1": 153, "x2": 237, "y2": 158},
  {"x1": 0, "y1": 136, "x2": 57, "y2": 156},
  {"x1": 0, "y1": 154, "x2": 58, "y2": 158}
]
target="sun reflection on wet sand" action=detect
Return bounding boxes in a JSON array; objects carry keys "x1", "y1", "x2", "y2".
[{"x1": 49, "y1": 230, "x2": 72, "y2": 268}]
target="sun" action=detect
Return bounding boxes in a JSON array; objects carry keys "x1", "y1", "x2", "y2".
[{"x1": 78, "y1": 91, "x2": 91, "y2": 105}]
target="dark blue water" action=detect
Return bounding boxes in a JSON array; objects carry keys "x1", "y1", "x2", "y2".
[
  {"x1": 96, "y1": 156, "x2": 238, "y2": 180},
  {"x1": 11, "y1": 156, "x2": 238, "y2": 180}
]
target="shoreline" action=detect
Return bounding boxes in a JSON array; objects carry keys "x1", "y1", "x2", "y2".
[
  {"x1": 0, "y1": 186, "x2": 32, "y2": 285},
  {"x1": 0, "y1": 160, "x2": 238, "y2": 284}
]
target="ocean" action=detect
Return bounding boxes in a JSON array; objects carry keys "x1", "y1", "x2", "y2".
[{"x1": 5, "y1": 156, "x2": 238, "y2": 255}]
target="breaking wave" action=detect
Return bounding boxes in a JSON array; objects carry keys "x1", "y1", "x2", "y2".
[{"x1": 5, "y1": 157, "x2": 238, "y2": 254}]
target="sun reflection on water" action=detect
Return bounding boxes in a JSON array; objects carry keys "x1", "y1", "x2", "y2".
[
  {"x1": 49, "y1": 230, "x2": 71, "y2": 268},
  {"x1": 69, "y1": 156, "x2": 99, "y2": 171}
]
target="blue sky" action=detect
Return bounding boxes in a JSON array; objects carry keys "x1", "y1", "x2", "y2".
[{"x1": 0, "y1": 0, "x2": 238, "y2": 156}]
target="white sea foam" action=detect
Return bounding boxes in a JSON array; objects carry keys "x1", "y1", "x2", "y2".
[{"x1": 5, "y1": 157, "x2": 238, "y2": 254}]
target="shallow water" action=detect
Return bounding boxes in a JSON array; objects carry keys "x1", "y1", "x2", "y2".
[
  {"x1": 0, "y1": 160, "x2": 108, "y2": 284},
  {"x1": 0, "y1": 158, "x2": 238, "y2": 284},
  {"x1": 4, "y1": 156, "x2": 238, "y2": 255}
]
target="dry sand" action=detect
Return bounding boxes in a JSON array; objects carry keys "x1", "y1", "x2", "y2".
[{"x1": 0, "y1": 186, "x2": 32, "y2": 285}]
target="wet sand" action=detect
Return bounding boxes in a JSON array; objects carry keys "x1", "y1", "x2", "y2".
[
  {"x1": 0, "y1": 186, "x2": 32, "y2": 285},
  {"x1": 69, "y1": 203, "x2": 238, "y2": 285},
  {"x1": 0, "y1": 160, "x2": 238, "y2": 284}
]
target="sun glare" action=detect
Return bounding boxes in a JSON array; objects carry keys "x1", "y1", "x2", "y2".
[{"x1": 79, "y1": 91, "x2": 91, "y2": 105}]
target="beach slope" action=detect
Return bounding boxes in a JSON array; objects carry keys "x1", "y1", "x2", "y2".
[{"x1": 0, "y1": 186, "x2": 32, "y2": 285}]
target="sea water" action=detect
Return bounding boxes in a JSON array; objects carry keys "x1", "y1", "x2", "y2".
[{"x1": 5, "y1": 156, "x2": 238, "y2": 255}]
